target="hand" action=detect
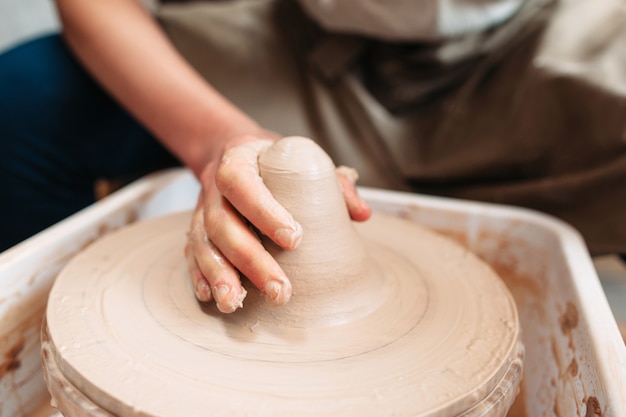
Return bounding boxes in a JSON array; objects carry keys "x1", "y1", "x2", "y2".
[{"x1": 185, "y1": 134, "x2": 371, "y2": 313}]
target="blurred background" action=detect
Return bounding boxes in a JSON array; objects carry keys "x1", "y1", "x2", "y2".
[{"x1": 0, "y1": 0, "x2": 58, "y2": 53}]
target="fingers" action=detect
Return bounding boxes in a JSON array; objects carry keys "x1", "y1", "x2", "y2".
[
  {"x1": 188, "y1": 205, "x2": 248, "y2": 313},
  {"x1": 203, "y1": 190, "x2": 292, "y2": 305},
  {"x1": 188, "y1": 185, "x2": 292, "y2": 313},
  {"x1": 214, "y1": 140, "x2": 302, "y2": 251},
  {"x1": 184, "y1": 242, "x2": 212, "y2": 303},
  {"x1": 336, "y1": 165, "x2": 371, "y2": 222}
]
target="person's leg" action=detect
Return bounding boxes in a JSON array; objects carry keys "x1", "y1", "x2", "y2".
[{"x1": 0, "y1": 34, "x2": 178, "y2": 251}]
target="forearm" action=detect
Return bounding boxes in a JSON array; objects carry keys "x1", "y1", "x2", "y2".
[{"x1": 54, "y1": 0, "x2": 263, "y2": 176}]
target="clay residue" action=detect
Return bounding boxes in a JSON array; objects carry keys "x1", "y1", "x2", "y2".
[
  {"x1": 551, "y1": 337, "x2": 563, "y2": 371},
  {"x1": 567, "y1": 358, "x2": 579, "y2": 377},
  {"x1": 584, "y1": 396, "x2": 602, "y2": 417},
  {"x1": 489, "y1": 261, "x2": 545, "y2": 302},
  {"x1": 560, "y1": 301, "x2": 579, "y2": 334},
  {"x1": 0, "y1": 337, "x2": 24, "y2": 378},
  {"x1": 435, "y1": 227, "x2": 547, "y2": 303},
  {"x1": 559, "y1": 301, "x2": 579, "y2": 351}
]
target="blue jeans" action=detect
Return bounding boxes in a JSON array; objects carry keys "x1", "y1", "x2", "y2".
[{"x1": 0, "y1": 34, "x2": 179, "y2": 251}]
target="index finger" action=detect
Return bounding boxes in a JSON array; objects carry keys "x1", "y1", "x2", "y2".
[{"x1": 214, "y1": 140, "x2": 303, "y2": 251}]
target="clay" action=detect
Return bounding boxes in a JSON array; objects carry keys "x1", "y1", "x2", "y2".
[
  {"x1": 26, "y1": 396, "x2": 62, "y2": 417},
  {"x1": 43, "y1": 137, "x2": 522, "y2": 416},
  {"x1": 255, "y1": 136, "x2": 385, "y2": 326},
  {"x1": 585, "y1": 396, "x2": 602, "y2": 417},
  {"x1": 0, "y1": 337, "x2": 23, "y2": 378}
]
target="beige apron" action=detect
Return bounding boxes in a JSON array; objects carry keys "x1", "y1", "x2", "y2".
[{"x1": 157, "y1": 0, "x2": 626, "y2": 254}]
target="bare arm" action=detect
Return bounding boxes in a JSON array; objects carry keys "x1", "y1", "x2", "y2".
[{"x1": 54, "y1": 0, "x2": 262, "y2": 176}]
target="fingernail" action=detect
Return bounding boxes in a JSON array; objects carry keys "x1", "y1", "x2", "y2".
[
  {"x1": 195, "y1": 279, "x2": 212, "y2": 301},
  {"x1": 337, "y1": 165, "x2": 359, "y2": 183},
  {"x1": 264, "y1": 279, "x2": 291, "y2": 305},
  {"x1": 276, "y1": 224, "x2": 302, "y2": 250},
  {"x1": 214, "y1": 285, "x2": 247, "y2": 313},
  {"x1": 215, "y1": 284, "x2": 230, "y2": 300}
]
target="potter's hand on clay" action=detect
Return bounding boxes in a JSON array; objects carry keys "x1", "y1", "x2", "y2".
[{"x1": 185, "y1": 135, "x2": 371, "y2": 313}]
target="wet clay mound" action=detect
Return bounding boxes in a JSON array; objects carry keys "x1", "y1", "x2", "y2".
[{"x1": 42, "y1": 137, "x2": 523, "y2": 417}]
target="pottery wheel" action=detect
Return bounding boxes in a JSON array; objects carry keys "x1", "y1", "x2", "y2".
[{"x1": 42, "y1": 138, "x2": 523, "y2": 417}]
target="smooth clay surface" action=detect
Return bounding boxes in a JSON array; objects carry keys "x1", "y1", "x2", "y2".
[{"x1": 43, "y1": 137, "x2": 522, "y2": 417}]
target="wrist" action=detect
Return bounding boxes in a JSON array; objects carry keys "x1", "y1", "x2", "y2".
[{"x1": 188, "y1": 114, "x2": 280, "y2": 179}]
